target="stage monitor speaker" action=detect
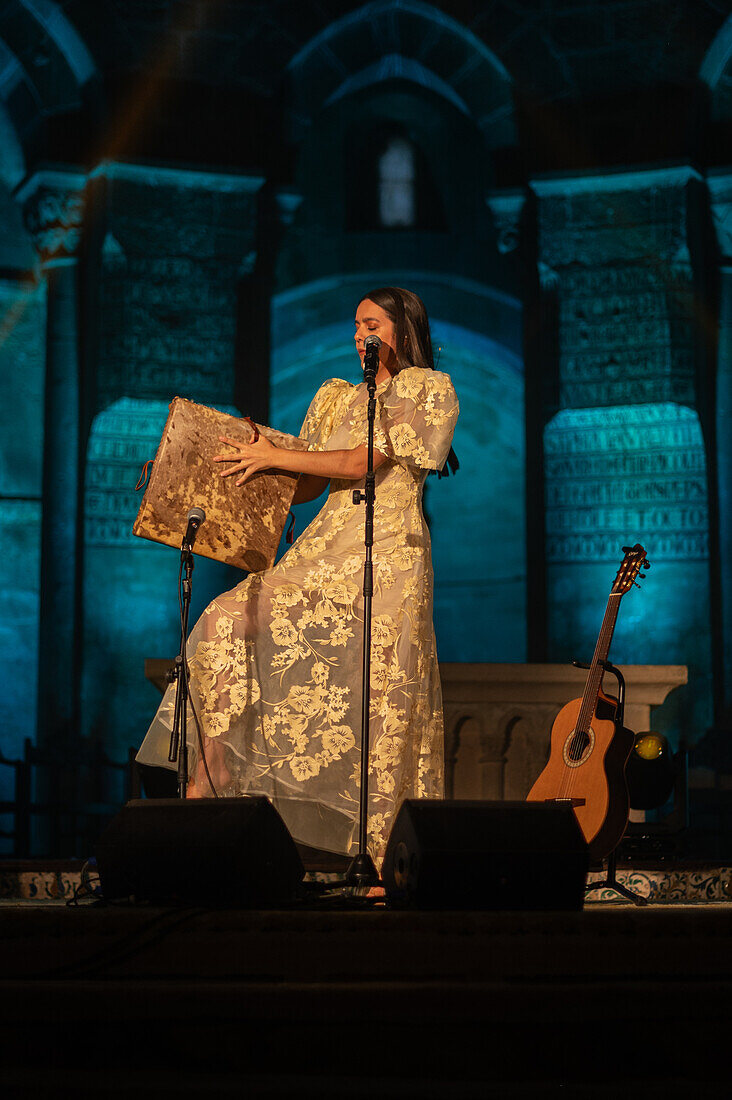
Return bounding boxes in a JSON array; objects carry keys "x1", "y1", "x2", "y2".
[
  {"x1": 382, "y1": 800, "x2": 589, "y2": 910},
  {"x1": 95, "y1": 797, "x2": 304, "y2": 906}
]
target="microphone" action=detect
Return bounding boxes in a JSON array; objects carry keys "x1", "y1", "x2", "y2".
[
  {"x1": 363, "y1": 334, "x2": 381, "y2": 382},
  {"x1": 183, "y1": 506, "x2": 206, "y2": 549}
]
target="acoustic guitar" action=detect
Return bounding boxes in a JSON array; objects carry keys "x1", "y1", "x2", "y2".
[{"x1": 526, "y1": 544, "x2": 650, "y2": 860}]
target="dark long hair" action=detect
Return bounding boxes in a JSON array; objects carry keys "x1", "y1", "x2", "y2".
[
  {"x1": 361, "y1": 285, "x2": 458, "y2": 478},
  {"x1": 361, "y1": 286, "x2": 434, "y2": 371}
]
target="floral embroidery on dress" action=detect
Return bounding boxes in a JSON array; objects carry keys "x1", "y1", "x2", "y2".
[{"x1": 137, "y1": 367, "x2": 459, "y2": 860}]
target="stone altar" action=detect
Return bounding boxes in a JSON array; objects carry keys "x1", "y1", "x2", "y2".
[
  {"x1": 441, "y1": 662, "x2": 688, "y2": 802},
  {"x1": 145, "y1": 658, "x2": 687, "y2": 804}
]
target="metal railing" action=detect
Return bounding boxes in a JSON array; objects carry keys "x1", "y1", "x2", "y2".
[{"x1": 0, "y1": 739, "x2": 141, "y2": 858}]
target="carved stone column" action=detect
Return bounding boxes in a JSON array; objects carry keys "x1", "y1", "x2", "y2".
[
  {"x1": 77, "y1": 163, "x2": 266, "y2": 758},
  {"x1": 530, "y1": 166, "x2": 714, "y2": 743},
  {"x1": 16, "y1": 170, "x2": 86, "y2": 746},
  {"x1": 708, "y1": 170, "x2": 732, "y2": 722}
]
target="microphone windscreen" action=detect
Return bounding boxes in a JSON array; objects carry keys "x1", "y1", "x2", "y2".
[{"x1": 364, "y1": 335, "x2": 382, "y2": 350}]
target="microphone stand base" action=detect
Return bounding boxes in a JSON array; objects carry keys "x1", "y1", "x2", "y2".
[{"x1": 345, "y1": 850, "x2": 380, "y2": 888}]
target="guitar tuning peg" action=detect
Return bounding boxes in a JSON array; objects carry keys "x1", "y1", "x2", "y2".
[
  {"x1": 644, "y1": 560, "x2": 651, "y2": 569},
  {"x1": 622, "y1": 545, "x2": 631, "y2": 553},
  {"x1": 633, "y1": 580, "x2": 642, "y2": 588}
]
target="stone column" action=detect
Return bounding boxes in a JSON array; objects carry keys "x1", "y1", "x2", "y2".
[
  {"x1": 78, "y1": 162, "x2": 265, "y2": 758},
  {"x1": 16, "y1": 170, "x2": 86, "y2": 746},
  {"x1": 708, "y1": 171, "x2": 732, "y2": 723},
  {"x1": 529, "y1": 165, "x2": 713, "y2": 746}
]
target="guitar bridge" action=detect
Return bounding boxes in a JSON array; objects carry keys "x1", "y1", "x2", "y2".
[{"x1": 545, "y1": 797, "x2": 586, "y2": 807}]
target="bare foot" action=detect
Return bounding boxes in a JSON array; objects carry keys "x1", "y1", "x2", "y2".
[
  {"x1": 186, "y1": 778, "x2": 204, "y2": 798},
  {"x1": 185, "y1": 736, "x2": 231, "y2": 797}
]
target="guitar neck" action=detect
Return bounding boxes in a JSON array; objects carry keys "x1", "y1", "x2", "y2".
[{"x1": 576, "y1": 593, "x2": 622, "y2": 733}]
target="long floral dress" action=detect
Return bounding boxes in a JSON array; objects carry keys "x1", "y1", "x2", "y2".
[{"x1": 137, "y1": 366, "x2": 459, "y2": 858}]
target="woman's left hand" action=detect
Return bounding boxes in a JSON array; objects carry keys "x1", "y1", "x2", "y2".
[{"x1": 213, "y1": 434, "x2": 279, "y2": 486}]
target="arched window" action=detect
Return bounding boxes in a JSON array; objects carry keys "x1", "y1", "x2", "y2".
[
  {"x1": 378, "y1": 136, "x2": 416, "y2": 227},
  {"x1": 346, "y1": 125, "x2": 445, "y2": 232}
]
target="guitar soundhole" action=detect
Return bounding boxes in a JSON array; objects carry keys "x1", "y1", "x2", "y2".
[{"x1": 562, "y1": 727, "x2": 595, "y2": 768}]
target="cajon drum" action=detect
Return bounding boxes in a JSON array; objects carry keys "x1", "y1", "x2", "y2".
[{"x1": 132, "y1": 397, "x2": 308, "y2": 572}]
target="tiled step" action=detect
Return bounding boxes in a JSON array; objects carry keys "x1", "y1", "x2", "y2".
[{"x1": 2, "y1": 858, "x2": 729, "y2": 903}]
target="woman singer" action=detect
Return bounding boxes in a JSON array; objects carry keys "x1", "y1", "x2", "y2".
[{"x1": 136, "y1": 286, "x2": 459, "y2": 861}]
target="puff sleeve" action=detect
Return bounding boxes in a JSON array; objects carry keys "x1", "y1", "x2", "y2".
[
  {"x1": 298, "y1": 379, "x2": 352, "y2": 450},
  {"x1": 378, "y1": 368, "x2": 458, "y2": 471}
]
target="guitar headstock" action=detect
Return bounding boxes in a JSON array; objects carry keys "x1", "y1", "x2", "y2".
[{"x1": 612, "y1": 544, "x2": 651, "y2": 595}]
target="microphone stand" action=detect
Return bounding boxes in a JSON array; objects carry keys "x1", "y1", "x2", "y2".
[
  {"x1": 346, "y1": 350, "x2": 381, "y2": 888},
  {"x1": 167, "y1": 522, "x2": 200, "y2": 799}
]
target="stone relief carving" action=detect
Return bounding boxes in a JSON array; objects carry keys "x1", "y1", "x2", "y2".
[
  {"x1": 23, "y1": 185, "x2": 84, "y2": 263},
  {"x1": 485, "y1": 191, "x2": 525, "y2": 254}
]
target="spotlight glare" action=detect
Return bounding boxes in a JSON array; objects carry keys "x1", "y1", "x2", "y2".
[
  {"x1": 626, "y1": 731, "x2": 676, "y2": 811},
  {"x1": 634, "y1": 733, "x2": 666, "y2": 761}
]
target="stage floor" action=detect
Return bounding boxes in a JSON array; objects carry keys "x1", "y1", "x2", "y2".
[{"x1": 0, "y1": 893, "x2": 730, "y2": 1094}]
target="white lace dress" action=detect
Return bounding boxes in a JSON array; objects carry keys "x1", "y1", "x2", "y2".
[{"x1": 137, "y1": 366, "x2": 459, "y2": 858}]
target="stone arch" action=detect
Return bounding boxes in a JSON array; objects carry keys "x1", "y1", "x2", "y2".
[
  {"x1": 0, "y1": 1, "x2": 97, "y2": 186},
  {"x1": 270, "y1": 271, "x2": 526, "y2": 664},
  {"x1": 444, "y1": 712, "x2": 483, "y2": 799},
  {"x1": 273, "y1": 8, "x2": 526, "y2": 675},
  {"x1": 286, "y1": 0, "x2": 516, "y2": 149},
  {"x1": 445, "y1": 708, "x2": 522, "y2": 801},
  {"x1": 15, "y1": 0, "x2": 95, "y2": 88}
]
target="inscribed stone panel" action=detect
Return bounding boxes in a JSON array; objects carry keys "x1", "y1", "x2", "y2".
[
  {"x1": 545, "y1": 404, "x2": 707, "y2": 564},
  {"x1": 85, "y1": 398, "x2": 171, "y2": 547},
  {"x1": 82, "y1": 397, "x2": 243, "y2": 756},
  {"x1": 545, "y1": 404, "x2": 712, "y2": 743}
]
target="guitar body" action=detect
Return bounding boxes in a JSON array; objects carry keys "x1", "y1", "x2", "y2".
[
  {"x1": 525, "y1": 544, "x2": 650, "y2": 862},
  {"x1": 527, "y1": 689, "x2": 635, "y2": 860}
]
